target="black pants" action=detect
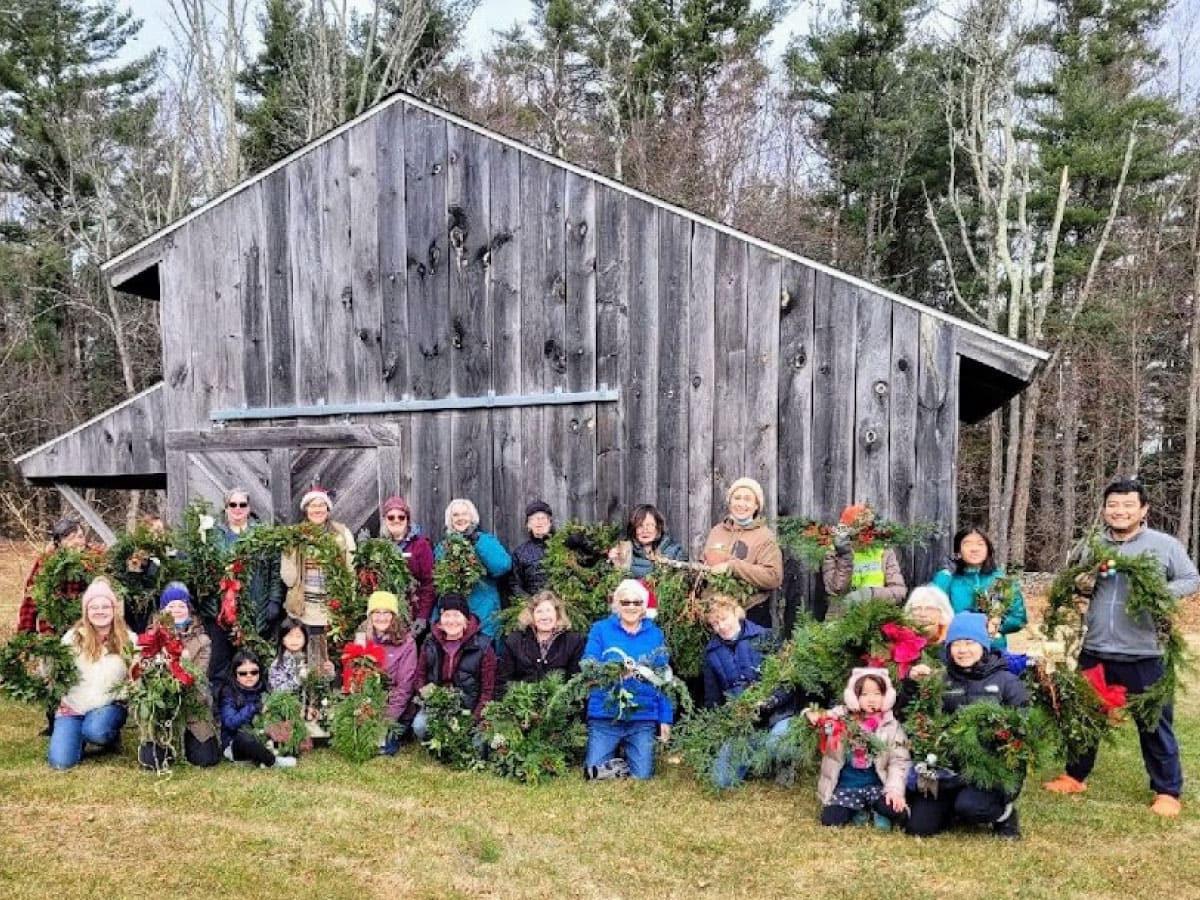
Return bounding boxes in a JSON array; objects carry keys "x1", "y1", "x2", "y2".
[
  {"x1": 205, "y1": 619, "x2": 236, "y2": 701},
  {"x1": 229, "y1": 731, "x2": 275, "y2": 766},
  {"x1": 1067, "y1": 651, "x2": 1182, "y2": 797},
  {"x1": 905, "y1": 784, "x2": 1010, "y2": 836},
  {"x1": 745, "y1": 601, "x2": 773, "y2": 631},
  {"x1": 821, "y1": 797, "x2": 906, "y2": 827},
  {"x1": 138, "y1": 732, "x2": 221, "y2": 769}
]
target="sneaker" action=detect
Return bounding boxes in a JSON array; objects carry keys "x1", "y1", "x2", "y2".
[
  {"x1": 993, "y1": 806, "x2": 1021, "y2": 840},
  {"x1": 273, "y1": 755, "x2": 298, "y2": 769},
  {"x1": 586, "y1": 758, "x2": 630, "y2": 781},
  {"x1": 873, "y1": 813, "x2": 892, "y2": 831},
  {"x1": 223, "y1": 744, "x2": 235, "y2": 762},
  {"x1": 1043, "y1": 773, "x2": 1087, "y2": 794},
  {"x1": 1151, "y1": 794, "x2": 1182, "y2": 817},
  {"x1": 851, "y1": 811, "x2": 869, "y2": 826}
]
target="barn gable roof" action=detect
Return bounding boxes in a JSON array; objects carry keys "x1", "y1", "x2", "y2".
[
  {"x1": 14, "y1": 381, "x2": 166, "y2": 487},
  {"x1": 99, "y1": 91, "x2": 1045, "y2": 421}
]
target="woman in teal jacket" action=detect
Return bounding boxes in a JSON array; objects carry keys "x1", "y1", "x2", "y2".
[
  {"x1": 434, "y1": 498, "x2": 512, "y2": 641},
  {"x1": 930, "y1": 526, "x2": 1027, "y2": 649}
]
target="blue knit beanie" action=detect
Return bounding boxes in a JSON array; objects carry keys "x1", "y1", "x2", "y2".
[
  {"x1": 159, "y1": 581, "x2": 192, "y2": 610},
  {"x1": 944, "y1": 611, "x2": 990, "y2": 660}
]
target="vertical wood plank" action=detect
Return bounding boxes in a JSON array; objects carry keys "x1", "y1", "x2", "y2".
[
  {"x1": 564, "y1": 172, "x2": 598, "y2": 522},
  {"x1": 348, "y1": 115, "x2": 383, "y2": 403},
  {"x1": 914, "y1": 314, "x2": 959, "y2": 581},
  {"x1": 288, "y1": 144, "x2": 327, "y2": 405},
  {"x1": 403, "y1": 106, "x2": 451, "y2": 526},
  {"x1": 322, "y1": 134, "x2": 356, "y2": 403},
  {"x1": 777, "y1": 261, "x2": 816, "y2": 518},
  {"x1": 447, "y1": 125, "x2": 494, "y2": 518},
  {"x1": 376, "y1": 102, "x2": 409, "y2": 402},
  {"x1": 687, "y1": 223, "x2": 717, "y2": 554},
  {"x1": 595, "y1": 189, "x2": 628, "y2": 525},
  {"x1": 852, "y1": 289, "x2": 893, "y2": 513},
  {"x1": 489, "y1": 143, "x2": 523, "y2": 544},
  {"x1": 158, "y1": 225, "x2": 196, "y2": 432},
  {"x1": 166, "y1": 448, "x2": 189, "y2": 525},
  {"x1": 262, "y1": 168, "x2": 296, "y2": 407},
  {"x1": 889, "y1": 303, "x2": 920, "y2": 579},
  {"x1": 238, "y1": 183, "x2": 269, "y2": 409},
  {"x1": 269, "y1": 448, "x2": 292, "y2": 524},
  {"x1": 811, "y1": 273, "x2": 857, "y2": 522},
  {"x1": 623, "y1": 198, "x2": 659, "y2": 511},
  {"x1": 746, "y1": 245, "x2": 781, "y2": 519},
  {"x1": 656, "y1": 212, "x2": 691, "y2": 540},
  {"x1": 712, "y1": 232, "x2": 747, "y2": 520}
]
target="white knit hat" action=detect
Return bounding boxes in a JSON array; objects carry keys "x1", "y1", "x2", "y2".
[{"x1": 300, "y1": 487, "x2": 332, "y2": 511}]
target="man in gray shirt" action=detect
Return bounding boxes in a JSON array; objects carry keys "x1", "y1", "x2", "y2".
[{"x1": 1043, "y1": 479, "x2": 1199, "y2": 817}]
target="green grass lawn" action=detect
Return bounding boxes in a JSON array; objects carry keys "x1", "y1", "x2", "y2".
[{"x1": 3, "y1": 688, "x2": 1199, "y2": 900}]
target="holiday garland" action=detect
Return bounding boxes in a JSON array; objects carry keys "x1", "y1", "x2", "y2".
[
  {"x1": 125, "y1": 618, "x2": 211, "y2": 772},
  {"x1": 353, "y1": 539, "x2": 414, "y2": 627},
  {"x1": 1045, "y1": 532, "x2": 1188, "y2": 729},
  {"x1": 254, "y1": 690, "x2": 313, "y2": 757},
  {"x1": 31, "y1": 547, "x2": 110, "y2": 633},
  {"x1": 433, "y1": 533, "x2": 486, "y2": 597},
  {"x1": 0, "y1": 634, "x2": 79, "y2": 707},
  {"x1": 776, "y1": 515, "x2": 941, "y2": 570},
  {"x1": 419, "y1": 684, "x2": 481, "y2": 770},
  {"x1": 478, "y1": 673, "x2": 589, "y2": 784}
]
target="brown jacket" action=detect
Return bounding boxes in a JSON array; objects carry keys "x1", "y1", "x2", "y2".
[
  {"x1": 814, "y1": 708, "x2": 910, "y2": 804},
  {"x1": 821, "y1": 546, "x2": 907, "y2": 602},
  {"x1": 179, "y1": 619, "x2": 217, "y2": 743},
  {"x1": 703, "y1": 518, "x2": 783, "y2": 610},
  {"x1": 280, "y1": 521, "x2": 356, "y2": 619}
]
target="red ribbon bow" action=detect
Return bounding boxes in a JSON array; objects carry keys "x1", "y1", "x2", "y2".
[
  {"x1": 1081, "y1": 664, "x2": 1128, "y2": 714},
  {"x1": 217, "y1": 576, "x2": 241, "y2": 629},
  {"x1": 340, "y1": 642, "x2": 386, "y2": 692},
  {"x1": 814, "y1": 714, "x2": 846, "y2": 756},
  {"x1": 135, "y1": 624, "x2": 194, "y2": 687}
]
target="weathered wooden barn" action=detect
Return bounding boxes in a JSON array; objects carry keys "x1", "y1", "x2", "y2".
[{"x1": 16, "y1": 92, "x2": 1045, "y2": 591}]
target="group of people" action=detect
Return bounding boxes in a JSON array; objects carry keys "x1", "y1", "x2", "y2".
[{"x1": 15, "y1": 476, "x2": 1195, "y2": 837}]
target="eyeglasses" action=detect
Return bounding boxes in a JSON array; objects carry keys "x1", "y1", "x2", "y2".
[
  {"x1": 236, "y1": 668, "x2": 260, "y2": 677},
  {"x1": 227, "y1": 501, "x2": 249, "y2": 509},
  {"x1": 618, "y1": 600, "x2": 645, "y2": 608},
  {"x1": 385, "y1": 514, "x2": 407, "y2": 522}
]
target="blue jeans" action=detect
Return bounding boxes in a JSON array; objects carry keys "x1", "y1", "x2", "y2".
[
  {"x1": 712, "y1": 716, "x2": 793, "y2": 789},
  {"x1": 47, "y1": 704, "x2": 127, "y2": 770},
  {"x1": 412, "y1": 711, "x2": 483, "y2": 752},
  {"x1": 585, "y1": 719, "x2": 659, "y2": 779}
]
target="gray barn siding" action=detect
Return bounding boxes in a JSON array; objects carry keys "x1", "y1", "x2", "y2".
[{"x1": 145, "y1": 98, "x2": 973, "y2": 587}]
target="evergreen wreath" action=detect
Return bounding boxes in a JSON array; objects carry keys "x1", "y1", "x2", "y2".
[
  {"x1": 222, "y1": 523, "x2": 356, "y2": 661},
  {"x1": 577, "y1": 655, "x2": 693, "y2": 721},
  {"x1": 973, "y1": 571, "x2": 1023, "y2": 623},
  {"x1": 1045, "y1": 532, "x2": 1188, "y2": 728},
  {"x1": 353, "y1": 538, "x2": 414, "y2": 627},
  {"x1": 433, "y1": 533, "x2": 486, "y2": 597},
  {"x1": 1026, "y1": 660, "x2": 1122, "y2": 764},
  {"x1": 330, "y1": 672, "x2": 394, "y2": 764},
  {"x1": 644, "y1": 567, "x2": 754, "y2": 679},
  {"x1": 477, "y1": 672, "x2": 589, "y2": 784},
  {"x1": 776, "y1": 514, "x2": 941, "y2": 570},
  {"x1": 0, "y1": 634, "x2": 79, "y2": 707},
  {"x1": 419, "y1": 684, "x2": 480, "y2": 770},
  {"x1": 175, "y1": 500, "x2": 228, "y2": 622},
  {"x1": 254, "y1": 690, "x2": 313, "y2": 757},
  {"x1": 31, "y1": 547, "x2": 110, "y2": 633},
  {"x1": 106, "y1": 525, "x2": 188, "y2": 621},
  {"x1": 125, "y1": 617, "x2": 211, "y2": 773},
  {"x1": 540, "y1": 521, "x2": 624, "y2": 626},
  {"x1": 935, "y1": 702, "x2": 1052, "y2": 795}
]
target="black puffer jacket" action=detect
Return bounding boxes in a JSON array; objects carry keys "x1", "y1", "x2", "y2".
[
  {"x1": 510, "y1": 536, "x2": 551, "y2": 597},
  {"x1": 496, "y1": 627, "x2": 585, "y2": 695},
  {"x1": 942, "y1": 650, "x2": 1029, "y2": 713}
]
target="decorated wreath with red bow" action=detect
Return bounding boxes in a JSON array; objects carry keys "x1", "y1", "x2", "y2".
[{"x1": 125, "y1": 617, "x2": 210, "y2": 771}]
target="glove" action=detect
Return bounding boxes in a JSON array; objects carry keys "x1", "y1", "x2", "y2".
[
  {"x1": 842, "y1": 588, "x2": 873, "y2": 606},
  {"x1": 411, "y1": 618, "x2": 428, "y2": 639},
  {"x1": 466, "y1": 529, "x2": 482, "y2": 545},
  {"x1": 832, "y1": 536, "x2": 853, "y2": 555}
]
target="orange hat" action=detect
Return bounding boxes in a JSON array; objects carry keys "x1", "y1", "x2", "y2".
[{"x1": 840, "y1": 504, "x2": 874, "y2": 526}]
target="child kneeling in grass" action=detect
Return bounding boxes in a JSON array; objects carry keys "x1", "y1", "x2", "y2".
[
  {"x1": 806, "y1": 667, "x2": 910, "y2": 829},
  {"x1": 219, "y1": 650, "x2": 296, "y2": 769}
]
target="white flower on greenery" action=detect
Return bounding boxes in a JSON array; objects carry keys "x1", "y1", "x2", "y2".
[
  {"x1": 198, "y1": 514, "x2": 216, "y2": 543},
  {"x1": 490, "y1": 733, "x2": 508, "y2": 750}
]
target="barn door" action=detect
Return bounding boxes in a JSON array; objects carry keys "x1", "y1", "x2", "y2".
[{"x1": 289, "y1": 447, "x2": 385, "y2": 537}]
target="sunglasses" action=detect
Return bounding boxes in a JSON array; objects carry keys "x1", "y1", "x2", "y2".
[
  {"x1": 227, "y1": 501, "x2": 249, "y2": 508},
  {"x1": 236, "y1": 668, "x2": 260, "y2": 677},
  {"x1": 618, "y1": 600, "x2": 645, "y2": 608},
  {"x1": 385, "y1": 514, "x2": 407, "y2": 522}
]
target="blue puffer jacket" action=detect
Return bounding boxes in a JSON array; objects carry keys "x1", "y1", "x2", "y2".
[
  {"x1": 931, "y1": 567, "x2": 1027, "y2": 649},
  {"x1": 702, "y1": 621, "x2": 794, "y2": 723},
  {"x1": 434, "y1": 529, "x2": 512, "y2": 639},
  {"x1": 583, "y1": 615, "x2": 674, "y2": 724},
  {"x1": 628, "y1": 536, "x2": 687, "y2": 579}
]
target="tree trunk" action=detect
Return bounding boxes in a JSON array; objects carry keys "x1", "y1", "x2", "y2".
[
  {"x1": 1060, "y1": 353, "x2": 1080, "y2": 563},
  {"x1": 1177, "y1": 177, "x2": 1200, "y2": 546},
  {"x1": 1008, "y1": 377, "x2": 1042, "y2": 567},
  {"x1": 988, "y1": 409, "x2": 1003, "y2": 538}
]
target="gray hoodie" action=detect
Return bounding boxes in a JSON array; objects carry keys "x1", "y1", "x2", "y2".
[{"x1": 1074, "y1": 527, "x2": 1199, "y2": 658}]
